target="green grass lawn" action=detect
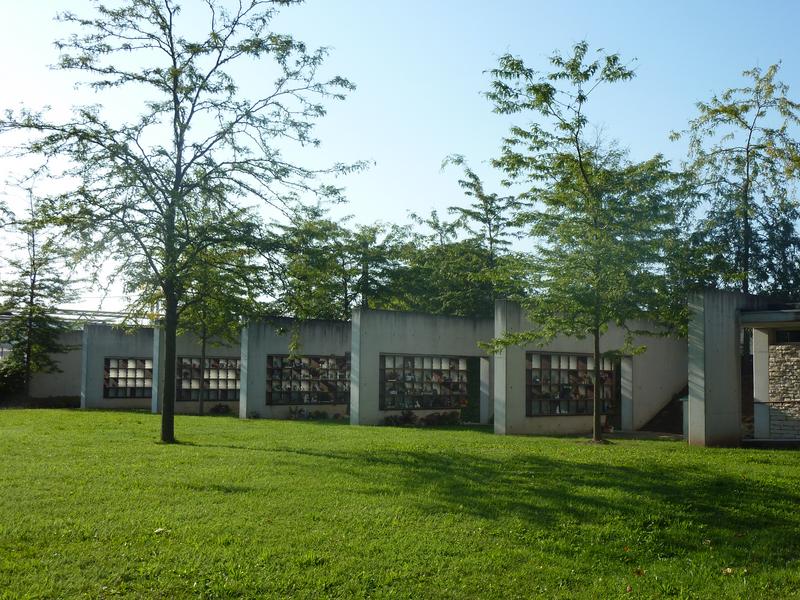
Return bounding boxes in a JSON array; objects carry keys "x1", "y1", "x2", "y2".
[{"x1": 1, "y1": 411, "x2": 800, "y2": 599}]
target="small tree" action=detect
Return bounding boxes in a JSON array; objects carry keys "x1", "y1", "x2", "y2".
[
  {"x1": 0, "y1": 195, "x2": 76, "y2": 397},
  {"x1": 486, "y1": 42, "x2": 683, "y2": 442},
  {"x1": 397, "y1": 210, "x2": 495, "y2": 317},
  {"x1": 443, "y1": 156, "x2": 527, "y2": 305},
  {"x1": 179, "y1": 257, "x2": 261, "y2": 416},
  {"x1": 393, "y1": 208, "x2": 529, "y2": 318},
  {"x1": 274, "y1": 206, "x2": 353, "y2": 320},
  {"x1": 756, "y1": 194, "x2": 800, "y2": 299},
  {"x1": 673, "y1": 64, "x2": 800, "y2": 295},
  {"x1": 1, "y1": 1, "x2": 359, "y2": 441},
  {"x1": 444, "y1": 156, "x2": 521, "y2": 266},
  {"x1": 274, "y1": 208, "x2": 403, "y2": 319},
  {"x1": 348, "y1": 223, "x2": 403, "y2": 311},
  {"x1": 178, "y1": 209, "x2": 269, "y2": 415}
]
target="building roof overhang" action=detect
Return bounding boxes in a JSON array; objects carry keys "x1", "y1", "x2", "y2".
[{"x1": 740, "y1": 309, "x2": 800, "y2": 329}]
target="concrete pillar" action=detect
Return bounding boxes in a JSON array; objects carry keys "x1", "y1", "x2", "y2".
[
  {"x1": 494, "y1": 300, "x2": 525, "y2": 435},
  {"x1": 151, "y1": 327, "x2": 165, "y2": 414},
  {"x1": 687, "y1": 290, "x2": 751, "y2": 446},
  {"x1": 620, "y1": 357, "x2": 634, "y2": 431},
  {"x1": 80, "y1": 324, "x2": 102, "y2": 408},
  {"x1": 752, "y1": 328, "x2": 772, "y2": 439},
  {"x1": 479, "y1": 357, "x2": 493, "y2": 425},
  {"x1": 240, "y1": 323, "x2": 268, "y2": 419},
  {"x1": 350, "y1": 309, "x2": 365, "y2": 425}
]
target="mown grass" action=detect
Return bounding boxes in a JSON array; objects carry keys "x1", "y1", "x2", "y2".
[{"x1": 1, "y1": 410, "x2": 799, "y2": 599}]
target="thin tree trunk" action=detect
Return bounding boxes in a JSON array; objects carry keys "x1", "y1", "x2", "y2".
[
  {"x1": 161, "y1": 288, "x2": 178, "y2": 443},
  {"x1": 360, "y1": 255, "x2": 369, "y2": 309},
  {"x1": 592, "y1": 326, "x2": 602, "y2": 442},
  {"x1": 24, "y1": 307, "x2": 32, "y2": 399},
  {"x1": 24, "y1": 227, "x2": 36, "y2": 399},
  {"x1": 199, "y1": 324, "x2": 206, "y2": 417},
  {"x1": 741, "y1": 109, "x2": 759, "y2": 296},
  {"x1": 742, "y1": 182, "x2": 751, "y2": 296}
]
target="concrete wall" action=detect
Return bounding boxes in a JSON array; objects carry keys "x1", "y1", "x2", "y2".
[
  {"x1": 494, "y1": 300, "x2": 688, "y2": 436},
  {"x1": 688, "y1": 290, "x2": 770, "y2": 446},
  {"x1": 151, "y1": 330, "x2": 241, "y2": 415},
  {"x1": 80, "y1": 324, "x2": 154, "y2": 410},
  {"x1": 350, "y1": 309, "x2": 494, "y2": 425},
  {"x1": 240, "y1": 318, "x2": 351, "y2": 419},
  {"x1": 80, "y1": 324, "x2": 240, "y2": 414},
  {"x1": 29, "y1": 330, "x2": 83, "y2": 398}
]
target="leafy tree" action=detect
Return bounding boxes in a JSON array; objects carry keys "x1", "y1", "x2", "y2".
[
  {"x1": 273, "y1": 207, "x2": 353, "y2": 320},
  {"x1": 1, "y1": 1, "x2": 359, "y2": 441},
  {"x1": 404, "y1": 240, "x2": 497, "y2": 317},
  {"x1": 673, "y1": 64, "x2": 800, "y2": 295},
  {"x1": 486, "y1": 41, "x2": 683, "y2": 442},
  {"x1": 443, "y1": 156, "x2": 528, "y2": 305},
  {"x1": 444, "y1": 156, "x2": 522, "y2": 266},
  {"x1": 0, "y1": 195, "x2": 76, "y2": 397},
  {"x1": 391, "y1": 213, "x2": 493, "y2": 318},
  {"x1": 175, "y1": 206, "x2": 269, "y2": 415},
  {"x1": 756, "y1": 194, "x2": 800, "y2": 299},
  {"x1": 274, "y1": 208, "x2": 403, "y2": 319},
  {"x1": 348, "y1": 222, "x2": 404, "y2": 310}
]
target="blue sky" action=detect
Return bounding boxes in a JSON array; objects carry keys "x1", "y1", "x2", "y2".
[{"x1": 1, "y1": 0, "x2": 799, "y2": 308}]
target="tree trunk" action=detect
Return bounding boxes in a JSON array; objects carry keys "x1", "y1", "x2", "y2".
[
  {"x1": 199, "y1": 325, "x2": 206, "y2": 417},
  {"x1": 742, "y1": 206, "x2": 751, "y2": 295},
  {"x1": 24, "y1": 307, "x2": 32, "y2": 400},
  {"x1": 360, "y1": 256, "x2": 369, "y2": 310},
  {"x1": 161, "y1": 288, "x2": 178, "y2": 443},
  {"x1": 592, "y1": 326, "x2": 602, "y2": 442},
  {"x1": 25, "y1": 227, "x2": 36, "y2": 400}
]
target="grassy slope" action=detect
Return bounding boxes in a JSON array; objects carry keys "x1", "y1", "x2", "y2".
[{"x1": 1, "y1": 410, "x2": 799, "y2": 599}]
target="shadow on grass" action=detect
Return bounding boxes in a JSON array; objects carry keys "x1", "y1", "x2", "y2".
[
  {"x1": 182, "y1": 482, "x2": 255, "y2": 494},
  {"x1": 265, "y1": 443, "x2": 800, "y2": 570},
  {"x1": 181, "y1": 421, "x2": 800, "y2": 572}
]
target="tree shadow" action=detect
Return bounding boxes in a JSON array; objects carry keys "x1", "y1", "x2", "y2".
[
  {"x1": 181, "y1": 482, "x2": 254, "y2": 494},
  {"x1": 270, "y1": 443, "x2": 800, "y2": 569}
]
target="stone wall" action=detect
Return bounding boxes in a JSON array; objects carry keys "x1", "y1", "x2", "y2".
[{"x1": 768, "y1": 343, "x2": 800, "y2": 439}]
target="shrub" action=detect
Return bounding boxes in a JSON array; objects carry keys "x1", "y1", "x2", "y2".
[
  {"x1": 383, "y1": 410, "x2": 418, "y2": 427},
  {"x1": 288, "y1": 407, "x2": 333, "y2": 421},
  {"x1": 420, "y1": 411, "x2": 461, "y2": 427}
]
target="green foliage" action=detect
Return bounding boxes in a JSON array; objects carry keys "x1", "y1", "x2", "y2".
[
  {"x1": 443, "y1": 156, "x2": 530, "y2": 308},
  {"x1": 443, "y1": 155, "x2": 522, "y2": 262},
  {"x1": 0, "y1": 1, "x2": 359, "y2": 440},
  {"x1": 674, "y1": 63, "x2": 800, "y2": 296},
  {"x1": 273, "y1": 206, "x2": 404, "y2": 320},
  {"x1": 486, "y1": 42, "x2": 685, "y2": 440},
  {"x1": 0, "y1": 197, "x2": 76, "y2": 396},
  {"x1": 3, "y1": 410, "x2": 800, "y2": 598},
  {"x1": 392, "y1": 172, "x2": 531, "y2": 319}
]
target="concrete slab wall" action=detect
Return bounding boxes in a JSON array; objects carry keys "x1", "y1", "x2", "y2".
[
  {"x1": 151, "y1": 330, "x2": 241, "y2": 415},
  {"x1": 494, "y1": 300, "x2": 688, "y2": 436},
  {"x1": 80, "y1": 323, "x2": 240, "y2": 413},
  {"x1": 350, "y1": 309, "x2": 494, "y2": 426},
  {"x1": 80, "y1": 324, "x2": 154, "y2": 410},
  {"x1": 240, "y1": 318, "x2": 351, "y2": 419},
  {"x1": 29, "y1": 330, "x2": 83, "y2": 398},
  {"x1": 688, "y1": 290, "x2": 768, "y2": 446}
]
